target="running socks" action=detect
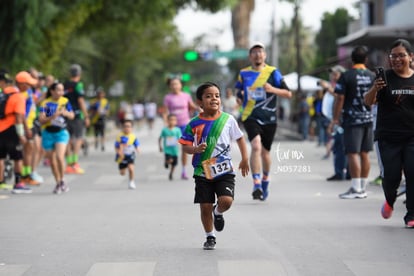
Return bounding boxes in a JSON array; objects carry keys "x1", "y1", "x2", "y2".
[
  {"x1": 214, "y1": 205, "x2": 223, "y2": 216},
  {"x1": 262, "y1": 171, "x2": 270, "y2": 200}
]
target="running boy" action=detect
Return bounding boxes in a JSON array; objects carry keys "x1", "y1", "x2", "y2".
[
  {"x1": 179, "y1": 82, "x2": 249, "y2": 250},
  {"x1": 115, "y1": 120, "x2": 140, "y2": 189},
  {"x1": 158, "y1": 114, "x2": 181, "y2": 180}
]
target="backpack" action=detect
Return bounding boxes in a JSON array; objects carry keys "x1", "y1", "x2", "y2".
[{"x1": 0, "y1": 92, "x2": 14, "y2": 119}]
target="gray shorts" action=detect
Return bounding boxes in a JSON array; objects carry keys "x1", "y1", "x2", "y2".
[
  {"x1": 67, "y1": 118, "x2": 85, "y2": 139},
  {"x1": 343, "y1": 124, "x2": 373, "y2": 154}
]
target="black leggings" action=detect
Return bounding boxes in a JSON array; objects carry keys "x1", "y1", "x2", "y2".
[{"x1": 379, "y1": 138, "x2": 414, "y2": 216}]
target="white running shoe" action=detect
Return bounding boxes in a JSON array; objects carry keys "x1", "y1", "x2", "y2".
[
  {"x1": 128, "y1": 181, "x2": 136, "y2": 190},
  {"x1": 31, "y1": 171, "x2": 44, "y2": 183}
]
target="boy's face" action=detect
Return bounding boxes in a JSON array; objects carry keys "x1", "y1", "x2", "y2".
[
  {"x1": 198, "y1": 86, "x2": 221, "y2": 112},
  {"x1": 168, "y1": 116, "x2": 177, "y2": 126},
  {"x1": 123, "y1": 122, "x2": 132, "y2": 133}
]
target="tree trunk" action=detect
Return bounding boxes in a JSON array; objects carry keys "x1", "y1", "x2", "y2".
[{"x1": 231, "y1": 0, "x2": 255, "y2": 49}]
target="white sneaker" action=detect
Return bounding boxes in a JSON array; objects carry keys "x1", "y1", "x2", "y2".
[
  {"x1": 339, "y1": 187, "x2": 367, "y2": 199},
  {"x1": 31, "y1": 171, "x2": 44, "y2": 183},
  {"x1": 128, "y1": 181, "x2": 136, "y2": 190}
]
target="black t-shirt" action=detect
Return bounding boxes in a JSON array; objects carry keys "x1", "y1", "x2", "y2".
[
  {"x1": 375, "y1": 69, "x2": 414, "y2": 142},
  {"x1": 335, "y1": 66, "x2": 375, "y2": 127},
  {"x1": 64, "y1": 80, "x2": 85, "y2": 118}
]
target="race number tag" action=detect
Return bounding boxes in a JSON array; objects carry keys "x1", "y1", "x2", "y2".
[
  {"x1": 247, "y1": 86, "x2": 266, "y2": 101},
  {"x1": 123, "y1": 145, "x2": 135, "y2": 155},
  {"x1": 51, "y1": 116, "x2": 65, "y2": 128},
  {"x1": 165, "y1": 136, "x2": 178, "y2": 147},
  {"x1": 201, "y1": 156, "x2": 233, "y2": 180}
]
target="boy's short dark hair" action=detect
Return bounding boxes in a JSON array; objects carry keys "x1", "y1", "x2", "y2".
[
  {"x1": 123, "y1": 119, "x2": 133, "y2": 126},
  {"x1": 195, "y1": 82, "x2": 220, "y2": 100},
  {"x1": 167, "y1": 114, "x2": 177, "y2": 120}
]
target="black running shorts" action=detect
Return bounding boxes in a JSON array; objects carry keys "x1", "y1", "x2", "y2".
[
  {"x1": 0, "y1": 126, "x2": 23, "y2": 160},
  {"x1": 194, "y1": 174, "x2": 235, "y2": 203},
  {"x1": 243, "y1": 119, "x2": 277, "y2": 151}
]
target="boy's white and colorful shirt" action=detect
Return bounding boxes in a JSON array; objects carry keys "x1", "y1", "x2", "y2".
[{"x1": 179, "y1": 111, "x2": 243, "y2": 179}]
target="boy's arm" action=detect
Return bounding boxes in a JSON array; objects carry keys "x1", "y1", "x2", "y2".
[
  {"x1": 158, "y1": 136, "x2": 163, "y2": 152},
  {"x1": 115, "y1": 144, "x2": 124, "y2": 163},
  {"x1": 236, "y1": 136, "x2": 249, "y2": 177}
]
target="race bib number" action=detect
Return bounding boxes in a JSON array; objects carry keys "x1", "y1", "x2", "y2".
[
  {"x1": 247, "y1": 86, "x2": 266, "y2": 101},
  {"x1": 201, "y1": 156, "x2": 233, "y2": 180},
  {"x1": 123, "y1": 145, "x2": 135, "y2": 155},
  {"x1": 99, "y1": 107, "x2": 106, "y2": 115},
  {"x1": 165, "y1": 136, "x2": 178, "y2": 147},
  {"x1": 51, "y1": 116, "x2": 65, "y2": 128}
]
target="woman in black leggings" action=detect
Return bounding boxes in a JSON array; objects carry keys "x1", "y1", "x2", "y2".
[{"x1": 364, "y1": 38, "x2": 414, "y2": 228}]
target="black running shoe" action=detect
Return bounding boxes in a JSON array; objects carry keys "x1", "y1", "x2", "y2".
[
  {"x1": 252, "y1": 188, "x2": 263, "y2": 200},
  {"x1": 213, "y1": 205, "x2": 225, "y2": 232},
  {"x1": 326, "y1": 174, "x2": 343, "y2": 181},
  {"x1": 203, "y1": 236, "x2": 216, "y2": 250}
]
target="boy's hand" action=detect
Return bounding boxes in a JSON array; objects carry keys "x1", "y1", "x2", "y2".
[
  {"x1": 238, "y1": 159, "x2": 249, "y2": 177},
  {"x1": 194, "y1": 142, "x2": 207, "y2": 154},
  {"x1": 116, "y1": 154, "x2": 124, "y2": 163}
]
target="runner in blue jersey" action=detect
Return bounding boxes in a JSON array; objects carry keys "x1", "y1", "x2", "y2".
[{"x1": 235, "y1": 42, "x2": 292, "y2": 201}]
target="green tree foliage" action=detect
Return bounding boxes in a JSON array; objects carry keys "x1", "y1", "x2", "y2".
[
  {"x1": 0, "y1": 0, "x2": 57, "y2": 71},
  {"x1": 0, "y1": 0, "x2": 233, "y2": 101},
  {"x1": 314, "y1": 8, "x2": 352, "y2": 71}
]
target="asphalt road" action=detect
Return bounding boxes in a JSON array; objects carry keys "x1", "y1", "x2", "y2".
[{"x1": 1, "y1": 118, "x2": 413, "y2": 276}]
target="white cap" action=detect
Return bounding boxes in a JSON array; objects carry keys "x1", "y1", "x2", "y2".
[
  {"x1": 249, "y1": 41, "x2": 265, "y2": 52},
  {"x1": 329, "y1": 65, "x2": 346, "y2": 73}
]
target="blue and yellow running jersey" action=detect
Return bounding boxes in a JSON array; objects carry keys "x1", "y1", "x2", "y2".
[
  {"x1": 235, "y1": 64, "x2": 284, "y2": 125},
  {"x1": 115, "y1": 132, "x2": 140, "y2": 158},
  {"x1": 39, "y1": 96, "x2": 73, "y2": 130},
  {"x1": 89, "y1": 97, "x2": 109, "y2": 124},
  {"x1": 21, "y1": 89, "x2": 37, "y2": 129}
]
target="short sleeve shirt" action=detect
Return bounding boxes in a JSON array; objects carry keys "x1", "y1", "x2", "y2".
[
  {"x1": 334, "y1": 65, "x2": 374, "y2": 126},
  {"x1": 163, "y1": 92, "x2": 193, "y2": 127},
  {"x1": 235, "y1": 65, "x2": 284, "y2": 125}
]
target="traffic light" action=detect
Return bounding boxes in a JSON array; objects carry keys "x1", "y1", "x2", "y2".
[
  {"x1": 183, "y1": 85, "x2": 190, "y2": 93},
  {"x1": 181, "y1": 73, "x2": 191, "y2": 82},
  {"x1": 183, "y1": 50, "x2": 199, "y2": 61}
]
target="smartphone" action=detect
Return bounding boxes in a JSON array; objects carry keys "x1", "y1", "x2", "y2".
[{"x1": 375, "y1": 67, "x2": 387, "y2": 85}]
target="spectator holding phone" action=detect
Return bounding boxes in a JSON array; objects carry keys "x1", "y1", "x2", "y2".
[{"x1": 364, "y1": 38, "x2": 414, "y2": 228}]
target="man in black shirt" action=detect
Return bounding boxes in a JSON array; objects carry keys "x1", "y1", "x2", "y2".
[
  {"x1": 332, "y1": 46, "x2": 375, "y2": 199},
  {"x1": 64, "y1": 64, "x2": 90, "y2": 174}
]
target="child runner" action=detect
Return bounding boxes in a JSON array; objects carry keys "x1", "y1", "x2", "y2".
[
  {"x1": 38, "y1": 82, "x2": 74, "y2": 194},
  {"x1": 179, "y1": 82, "x2": 249, "y2": 250},
  {"x1": 114, "y1": 120, "x2": 140, "y2": 189},
  {"x1": 158, "y1": 114, "x2": 181, "y2": 180}
]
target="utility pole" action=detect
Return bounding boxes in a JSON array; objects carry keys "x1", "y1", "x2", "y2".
[
  {"x1": 294, "y1": 0, "x2": 302, "y2": 96},
  {"x1": 270, "y1": 0, "x2": 278, "y2": 67}
]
